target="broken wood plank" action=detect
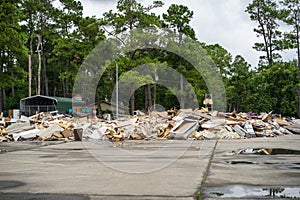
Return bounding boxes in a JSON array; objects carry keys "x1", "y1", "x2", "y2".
[
  {"x1": 192, "y1": 111, "x2": 214, "y2": 120},
  {"x1": 262, "y1": 111, "x2": 273, "y2": 122}
]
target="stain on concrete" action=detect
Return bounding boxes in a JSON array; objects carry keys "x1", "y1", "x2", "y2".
[
  {"x1": 0, "y1": 181, "x2": 25, "y2": 190},
  {"x1": 0, "y1": 193, "x2": 90, "y2": 200}
]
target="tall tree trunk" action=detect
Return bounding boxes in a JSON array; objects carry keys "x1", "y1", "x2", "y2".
[
  {"x1": 0, "y1": 53, "x2": 3, "y2": 112},
  {"x1": 34, "y1": 76, "x2": 37, "y2": 94},
  {"x1": 147, "y1": 84, "x2": 152, "y2": 112},
  {"x1": 296, "y1": 19, "x2": 300, "y2": 73},
  {"x1": 257, "y1": 5, "x2": 272, "y2": 66},
  {"x1": 65, "y1": 58, "x2": 70, "y2": 97},
  {"x1": 296, "y1": 23, "x2": 300, "y2": 118},
  {"x1": 28, "y1": 33, "x2": 33, "y2": 97},
  {"x1": 43, "y1": 52, "x2": 48, "y2": 96},
  {"x1": 53, "y1": 81, "x2": 56, "y2": 96},
  {"x1": 297, "y1": 88, "x2": 300, "y2": 118},
  {"x1": 11, "y1": 72, "x2": 15, "y2": 97},
  {"x1": 62, "y1": 80, "x2": 66, "y2": 97},
  {"x1": 178, "y1": 34, "x2": 185, "y2": 109},
  {"x1": 145, "y1": 86, "x2": 148, "y2": 111},
  {"x1": 153, "y1": 82, "x2": 156, "y2": 110},
  {"x1": 130, "y1": 82, "x2": 135, "y2": 115},
  {"x1": 180, "y1": 73, "x2": 185, "y2": 109},
  {"x1": 37, "y1": 34, "x2": 42, "y2": 95}
]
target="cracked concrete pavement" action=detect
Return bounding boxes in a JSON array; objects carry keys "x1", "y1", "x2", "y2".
[{"x1": 0, "y1": 134, "x2": 299, "y2": 199}]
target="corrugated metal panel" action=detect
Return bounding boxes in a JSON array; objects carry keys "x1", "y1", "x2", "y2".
[{"x1": 50, "y1": 97, "x2": 86, "y2": 113}]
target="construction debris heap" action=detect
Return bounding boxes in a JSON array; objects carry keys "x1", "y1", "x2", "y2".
[{"x1": 0, "y1": 108, "x2": 299, "y2": 143}]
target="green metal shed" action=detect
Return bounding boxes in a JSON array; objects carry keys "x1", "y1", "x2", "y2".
[
  {"x1": 20, "y1": 95, "x2": 86, "y2": 116},
  {"x1": 51, "y1": 96, "x2": 86, "y2": 113}
]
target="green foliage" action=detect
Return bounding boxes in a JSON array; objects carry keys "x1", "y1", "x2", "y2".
[
  {"x1": 0, "y1": 0, "x2": 299, "y2": 117},
  {"x1": 246, "y1": 0, "x2": 282, "y2": 66},
  {"x1": 0, "y1": 0, "x2": 28, "y2": 111},
  {"x1": 203, "y1": 44, "x2": 233, "y2": 81},
  {"x1": 279, "y1": 0, "x2": 300, "y2": 71},
  {"x1": 103, "y1": 0, "x2": 163, "y2": 35},
  {"x1": 162, "y1": 4, "x2": 196, "y2": 40},
  {"x1": 226, "y1": 55, "x2": 252, "y2": 112},
  {"x1": 261, "y1": 61, "x2": 299, "y2": 115}
]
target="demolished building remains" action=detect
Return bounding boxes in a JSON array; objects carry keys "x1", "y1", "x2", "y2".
[{"x1": 0, "y1": 107, "x2": 298, "y2": 143}]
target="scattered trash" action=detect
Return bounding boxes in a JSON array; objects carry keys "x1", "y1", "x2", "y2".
[{"x1": 74, "y1": 128, "x2": 83, "y2": 141}]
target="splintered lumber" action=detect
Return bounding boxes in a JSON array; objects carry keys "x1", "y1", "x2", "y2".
[
  {"x1": 193, "y1": 132, "x2": 203, "y2": 139},
  {"x1": 192, "y1": 111, "x2": 214, "y2": 120},
  {"x1": 156, "y1": 123, "x2": 173, "y2": 138},
  {"x1": 167, "y1": 109, "x2": 178, "y2": 117},
  {"x1": 0, "y1": 126, "x2": 6, "y2": 136},
  {"x1": 60, "y1": 129, "x2": 74, "y2": 138},
  {"x1": 224, "y1": 125, "x2": 233, "y2": 132},
  {"x1": 274, "y1": 118, "x2": 292, "y2": 126},
  {"x1": 198, "y1": 107, "x2": 209, "y2": 113},
  {"x1": 262, "y1": 111, "x2": 273, "y2": 122},
  {"x1": 51, "y1": 131, "x2": 64, "y2": 139},
  {"x1": 156, "y1": 127, "x2": 165, "y2": 137},
  {"x1": 162, "y1": 123, "x2": 173, "y2": 138},
  {"x1": 226, "y1": 116, "x2": 247, "y2": 122},
  {"x1": 0, "y1": 108, "x2": 295, "y2": 143}
]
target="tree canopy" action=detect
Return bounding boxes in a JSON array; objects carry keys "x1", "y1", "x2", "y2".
[{"x1": 0, "y1": 0, "x2": 299, "y2": 117}]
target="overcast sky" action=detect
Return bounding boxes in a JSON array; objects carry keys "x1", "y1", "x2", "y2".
[{"x1": 78, "y1": 0, "x2": 295, "y2": 67}]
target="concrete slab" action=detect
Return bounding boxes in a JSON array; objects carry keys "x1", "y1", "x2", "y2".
[
  {"x1": 1, "y1": 134, "x2": 299, "y2": 199},
  {"x1": 0, "y1": 139, "x2": 216, "y2": 199},
  {"x1": 202, "y1": 134, "x2": 300, "y2": 199}
]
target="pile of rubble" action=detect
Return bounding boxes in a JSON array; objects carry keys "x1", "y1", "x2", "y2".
[
  {"x1": 0, "y1": 111, "x2": 75, "y2": 142},
  {"x1": 0, "y1": 108, "x2": 299, "y2": 143}
]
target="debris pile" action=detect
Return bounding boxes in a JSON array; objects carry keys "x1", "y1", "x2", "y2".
[
  {"x1": 0, "y1": 108, "x2": 298, "y2": 142},
  {"x1": 0, "y1": 112, "x2": 75, "y2": 142}
]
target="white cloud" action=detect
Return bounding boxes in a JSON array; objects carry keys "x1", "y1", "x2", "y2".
[
  {"x1": 78, "y1": 0, "x2": 296, "y2": 67},
  {"x1": 80, "y1": 0, "x2": 118, "y2": 16}
]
